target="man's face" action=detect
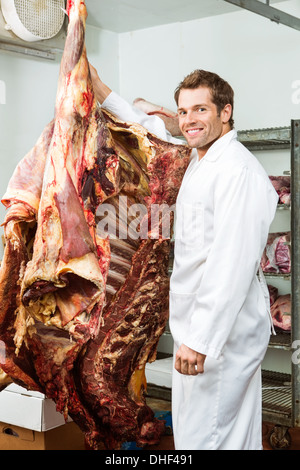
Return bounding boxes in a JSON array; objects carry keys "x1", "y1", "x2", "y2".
[{"x1": 177, "y1": 87, "x2": 231, "y2": 157}]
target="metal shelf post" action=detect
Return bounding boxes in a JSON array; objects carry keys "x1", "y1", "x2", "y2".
[{"x1": 291, "y1": 120, "x2": 300, "y2": 427}]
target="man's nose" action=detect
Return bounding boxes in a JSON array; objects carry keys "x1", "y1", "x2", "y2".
[{"x1": 184, "y1": 111, "x2": 198, "y2": 124}]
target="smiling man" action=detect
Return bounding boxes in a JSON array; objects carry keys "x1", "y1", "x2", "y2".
[
  {"x1": 175, "y1": 72, "x2": 233, "y2": 159},
  {"x1": 90, "y1": 66, "x2": 279, "y2": 450}
]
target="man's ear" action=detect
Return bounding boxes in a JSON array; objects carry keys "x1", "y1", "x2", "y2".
[{"x1": 221, "y1": 104, "x2": 232, "y2": 124}]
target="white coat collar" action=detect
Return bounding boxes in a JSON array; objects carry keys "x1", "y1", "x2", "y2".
[{"x1": 202, "y1": 129, "x2": 237, "y2": 162}]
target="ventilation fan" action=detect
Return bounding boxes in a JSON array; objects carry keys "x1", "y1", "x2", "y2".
[{"x1": 1, "y1": 0, "x2": 66, "y2": 42}]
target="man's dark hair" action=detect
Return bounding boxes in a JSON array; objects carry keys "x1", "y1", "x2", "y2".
[{"x1": 174, "y1": 69, "x2": 234, "y2": 129}]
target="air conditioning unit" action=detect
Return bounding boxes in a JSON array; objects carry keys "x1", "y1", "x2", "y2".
[{"x1": 0, "y1": 0, "x2": 68, "y2": 60}]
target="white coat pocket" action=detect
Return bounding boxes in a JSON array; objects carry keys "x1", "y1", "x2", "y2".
[
  {"x1": 174, "y1": 202, "x2": 204, "y2": 252},
  {"x1": 169, "y1": 290, "x2": 197, "y2": 348}
]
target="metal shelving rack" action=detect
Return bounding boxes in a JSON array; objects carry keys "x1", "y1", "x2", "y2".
[{"x1": 238, "y1": 121, "x2": 300, "y2": 448}]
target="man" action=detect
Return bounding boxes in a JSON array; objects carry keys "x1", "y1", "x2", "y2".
[{"x1": 90, "y1": 66, "x2": 278, "y2": 450}]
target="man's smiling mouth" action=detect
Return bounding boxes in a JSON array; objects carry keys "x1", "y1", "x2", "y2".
[{"x1": 186, "y1": 128, "x2": 203, "y2": 136}]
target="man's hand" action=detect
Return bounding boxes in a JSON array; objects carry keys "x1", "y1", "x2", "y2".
[
  {"x1": 175, "y1": 344, "x2": 206, "y2": 375},
  {"x1": 89, "y1": 63, "x2": 112, "y2": 104}
]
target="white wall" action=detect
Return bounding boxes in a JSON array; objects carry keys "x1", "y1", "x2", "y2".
[
  {"x1": 118, "y1": 0, "x2": 300, "y2": 131},
  {"x1": 0, "y1": 25, "x2": 119, "y2": 258},
  {"x1": 85, "y1": 25, "x2": 119, "y2": 93}
]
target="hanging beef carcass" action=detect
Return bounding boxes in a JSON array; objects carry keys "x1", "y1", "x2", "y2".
[{"x1": 0, "y1": 0, "x2": 190, "y2": 450}]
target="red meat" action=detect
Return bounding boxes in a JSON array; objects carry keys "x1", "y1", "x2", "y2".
[
  {"x1": 269, "y1": 176, "x2": 291, "y2": 206},
  {"x1": 261, "y1": 232, "x2": 291, "y2": 274},
  {"x1": 271, "y1": 294, "x2": 291, "y2": 331}
]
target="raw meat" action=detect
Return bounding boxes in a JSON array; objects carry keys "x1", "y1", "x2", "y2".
[
  {"x1": 271, "y1": 294, "x2": 291, "y2": 331},
  {"x1": 133, "y1": 98, "x2": 182, "y2": 137},
  {"x1": 260, "y1": 232, "x2": 291, "y2": 274},
  {"x1": 0, "y1": 0, "x2": 190, "y2": 450},
  {"x1": 267, "y1": 286, "x2": 291, "y2": 332},
  {"x1": 269, "y1": 176, "x2": 291, "y2": 205},
  {"x1": 268, "y1": 284, "x2": 279, "y2": 306}
]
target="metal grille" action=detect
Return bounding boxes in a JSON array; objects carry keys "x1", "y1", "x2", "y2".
[
  {"x1": 269, "y1": 332, "x2": 291, "y2": 351},
  {"x1": 262, "y1": 370, "x2": 292, "y2": 422},
  {"x1": 14, "y1": 0, "x2": 65, "y2": 39},
  {"x1": 237, "y1": 127, "x2": 291, "y2": 151}
]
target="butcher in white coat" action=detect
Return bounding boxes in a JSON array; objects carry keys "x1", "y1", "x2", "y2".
[{"x1": 90, "y1": 66, "x2": 278, "y2": 450}]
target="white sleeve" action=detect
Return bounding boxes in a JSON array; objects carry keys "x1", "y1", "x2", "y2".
[
  {"x1": 101, "y1": 91, "x2": 183, "y2": 145},
  {"x1": 183, "y1": 168, "x2": 278, "y2": 359}
]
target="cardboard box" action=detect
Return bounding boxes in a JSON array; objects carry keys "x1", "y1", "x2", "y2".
[
  {"x1": 4, "y1": 383, "x2": 45, "y2": 398},
  {"x1": 145, "y1": 356, "x2": 173, "y2": 388},
  {"x1": 0, "y1": 384, "x2": 69, "y2": 432},
  {"x1": 0, "y1": 421, "x2": 85, "y2": 450}
]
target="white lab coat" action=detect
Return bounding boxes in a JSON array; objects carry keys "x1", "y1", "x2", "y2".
[{"x1": 102, "y1": 92, "x2": 279, "y2": 450}]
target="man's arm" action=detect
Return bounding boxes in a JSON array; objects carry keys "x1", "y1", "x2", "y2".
[
  {"x1": 89, "y1": 64, "x2": 112, "y2": 104},
  {"x1": 89, "y1": 64, "x2": 182, "y2": 145}
]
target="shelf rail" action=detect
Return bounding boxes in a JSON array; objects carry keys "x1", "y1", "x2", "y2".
[{"x1": 223, "y1": 0, "x2": 300, "y2": 32}]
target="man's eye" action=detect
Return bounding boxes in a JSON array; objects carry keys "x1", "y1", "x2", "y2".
[
  {"x1": 178, "y1": 111, "x2": 186, "y2": 116},
  {"x1": 197, "y1": 108, "x2": 205, "y2": 112}
]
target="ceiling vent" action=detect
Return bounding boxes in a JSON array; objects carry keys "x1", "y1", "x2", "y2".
[{"x1": 0, "y1": 0, "x2": 67, "y2": 60}]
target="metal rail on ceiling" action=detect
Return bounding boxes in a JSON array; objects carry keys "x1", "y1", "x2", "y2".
[{"x1": 223, "y1": 0, "x2": 300, "y2": 32}]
